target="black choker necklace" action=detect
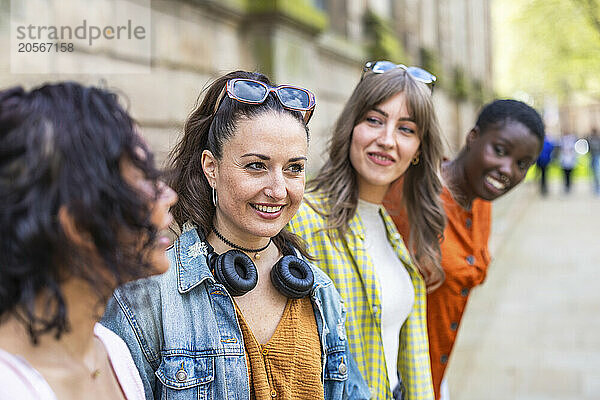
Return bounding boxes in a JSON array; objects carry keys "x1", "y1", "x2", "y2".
[{"x1": 212, "y1": 227, "x2": 271, "y2": 260}]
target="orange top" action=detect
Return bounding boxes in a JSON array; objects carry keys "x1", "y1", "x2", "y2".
[
  {"x1": 235, "y1": 297, "x2": 324, "y2": 400},
  {"x1": 384, "y1": 182, "x2": 492, "y2": 400}
]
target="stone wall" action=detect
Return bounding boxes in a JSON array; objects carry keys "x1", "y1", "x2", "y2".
[{"x1": 0, "y1": 0, "x2": 493, "y2": 170}]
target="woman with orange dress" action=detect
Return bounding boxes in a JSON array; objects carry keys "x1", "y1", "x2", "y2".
[{"x1": 384, "y1": 99, "x2": 545, "y2": 399}]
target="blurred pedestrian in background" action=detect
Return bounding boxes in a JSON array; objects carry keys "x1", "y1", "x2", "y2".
[
  {"x1": 385, "y1": 99, "x2": 544, "y2": 400},
  {"x1": 289, "y1": 61, "x2": 444, "y2": 400},
  {"x1": 536, "y1": 135, "x2": 555, "y2": 196},
  {"x1": 0, "y1": 82, "x2": 177, "y2": 400},
  {"x1": 587, "y1": 127, "x2": 600, "y2": 196},
  {"x1": 559, "y1": 132, "x2": 578, "y2": 194}
]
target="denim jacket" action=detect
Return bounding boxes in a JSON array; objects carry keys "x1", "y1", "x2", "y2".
[{"x1": 101, "y1": 225, "x2": 371, "y2": 400}]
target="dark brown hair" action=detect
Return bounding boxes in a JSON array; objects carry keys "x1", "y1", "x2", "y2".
[
  {"x1": 168, "y1": 70, "x2": 310, "y2": 257},
  {"x1": 0, "y1": 82, "x2": 161, "y2": 341}
]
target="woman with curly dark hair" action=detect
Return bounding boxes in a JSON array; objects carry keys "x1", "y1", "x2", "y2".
[{"x1": 0, "y1": 82, "x2": 177, "y2": 399}]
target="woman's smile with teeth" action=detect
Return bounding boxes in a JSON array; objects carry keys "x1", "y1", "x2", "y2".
[
  {"x1": 251, "y1": 204, "x2": 284, "y2": 213},
  {"x1": 369, "y1": 153, "x2": 393, "y2": 161},
  {"x1": 485, "y1": 175, "x2": 507, "y2": 190}
]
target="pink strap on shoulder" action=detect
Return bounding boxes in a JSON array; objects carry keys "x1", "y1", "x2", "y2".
[
  {"x1": 94, "y1": 323, "x2": 145, "y2": 400},
  {"x1": 0, "y1": 348, "x2": 57, "y2": 399}
]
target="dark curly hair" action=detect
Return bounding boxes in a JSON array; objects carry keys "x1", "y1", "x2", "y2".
[{"x1": 0, "y1": 82, "x2": 161, "y2": 342}]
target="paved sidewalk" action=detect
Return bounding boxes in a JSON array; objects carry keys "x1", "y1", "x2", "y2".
[{"x1": 446, "y1": 180, "x2": 600, "y2": 400}]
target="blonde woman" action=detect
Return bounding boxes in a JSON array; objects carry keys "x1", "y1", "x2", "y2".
[{"x1": 289, "y1": 61, "x2": 445, "y2": 399}]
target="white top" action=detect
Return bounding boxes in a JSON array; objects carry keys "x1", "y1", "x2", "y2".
[
  {"x1": 0, "y1": 323, "x2": 145, "y2": 400},
  {"x1": 357, "y1": 199, "x2": 415, "y2": 390},
  {"x1": 559, "y1": 134, "x2": 578, "y2": 168}
]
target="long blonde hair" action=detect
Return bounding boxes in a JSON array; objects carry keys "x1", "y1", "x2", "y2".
[{"x1": 307, "y1": 68, "x2": 446, "y2": 287}]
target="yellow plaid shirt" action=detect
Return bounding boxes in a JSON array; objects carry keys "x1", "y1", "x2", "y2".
[{"x1": 288, "y1": 192, "x2": 434, "y2": 400}]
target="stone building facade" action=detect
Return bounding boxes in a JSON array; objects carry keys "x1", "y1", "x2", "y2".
[{"x1": 0, "y1": 0, "x2": 493, "y2": 173}]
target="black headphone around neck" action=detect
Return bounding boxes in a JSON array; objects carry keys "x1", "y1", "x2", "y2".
[{"x1": 205, "y1": 239, "x2": 314, "y2": 298}]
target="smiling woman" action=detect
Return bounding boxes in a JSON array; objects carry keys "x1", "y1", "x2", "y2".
[
  {"x1": 288, "y1": 62, "x2": 445, "y2": 399},
  {"x1": 101, "y1": 70, "x2": 370, "y2": 400},
  {"x1": 349, "y1": 92, "x2": 421, "y2": 202},
  {"x1": 384, "y1": 99, "x2": 545, "y2": 400},
  {"x1": 201, "y1": 111, "x2": 307, "y2": 243}
]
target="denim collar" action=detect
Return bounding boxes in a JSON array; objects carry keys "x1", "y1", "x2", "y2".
[{"x1": 175, "y1": 223, "x2": 214, "y2": 294}]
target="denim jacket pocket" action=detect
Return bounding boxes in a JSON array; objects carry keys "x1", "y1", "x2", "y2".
[
  {"x1": 155, "y1": 354, "x2": 214, "y2": 399},
  {"x1": 324, "y1": 349, "x2": 349, "y2": 382}
]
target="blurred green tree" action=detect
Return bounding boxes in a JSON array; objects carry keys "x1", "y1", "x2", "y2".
[
  {"x1": 572, "y1": 0, "x2": 600, "y2": 36},
  {"x1": 494, "y1": 0, "x2": 600, "y2": 103}
]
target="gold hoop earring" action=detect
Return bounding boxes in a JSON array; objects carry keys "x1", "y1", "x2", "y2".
[{"x1": 411, "y1": 155, "x2": 420, "y2": 165}]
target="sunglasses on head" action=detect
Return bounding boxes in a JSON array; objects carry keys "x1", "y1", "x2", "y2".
[
  {"x1": 362, "y1": 61, "x2": 437, "y2": 90},
  {"x1": 215, "y1": 78, "x2": 316, "y2": 124}
]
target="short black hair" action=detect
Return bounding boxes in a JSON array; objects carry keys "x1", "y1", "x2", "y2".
[
  {"x1": 476, "y1": 99, "x2": 545, "y2": 143},
  {"x1": 0, "y1": 82, "x2": 160, "y2": 342}
]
